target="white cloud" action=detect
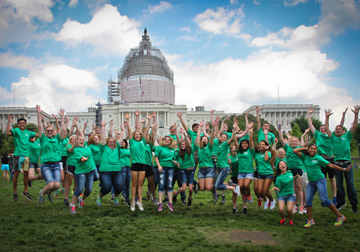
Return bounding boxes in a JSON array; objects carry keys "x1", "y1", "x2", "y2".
[
  {"x1": 178, "y1": 26, "x2": 191, "y2": 32},
  {"x1": 55, "y1": 4, "x2": 142, "y2": 56},
  {"x1": 284, "y1": 0, "x2": 308, "y2": 7},
  {"x1": 69, "y1": 0, "x2": 78, "y2": 8},
  {"x1": 0, "y1": 0, "x2": 54, "y2": 46},
  {"x1": 145, "y1": 1, "x2": 172, "y2": 14},
  {"x1": 169, "y1": 48, "x2": 358, "y2": 128},
  {"x1": 8, "y1": 64, "x2": 102, "y2": 114},
  {"x1": 230, "y1": 0, "x2": 239, "y2": 5},
  {"x1": 176, "y1": 35, "x2": 198, "y2": 42},
  {"x1": 0, "y1": 51, "x2": 40, "y2": 71},
  {"x1": 194, "y1": 7, "x2": 245, "y2": 36}
]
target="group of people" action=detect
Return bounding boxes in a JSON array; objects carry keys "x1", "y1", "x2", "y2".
[{"x1": 2, "y1": 104, "x2": 359, "y2": 228}]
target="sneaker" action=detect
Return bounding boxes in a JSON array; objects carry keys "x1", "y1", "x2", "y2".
[
  {"x1": 154, "y1": 198, "x2": 159, "y2": 206},
  {"x1": 167, "y1": 202, "x2": 174, "y2": 211},
  {"x1": 193, "y1": 180, "x2": 198, "y2": 194},
  {"x1": 304, "y1": 219, "x2": 315, "y2": 228},
  {"x1": 64, "y1": 198, "x2": 69, "y2": 207},
  {"x1": 257, "y1": 198, "x2": 262, "y2": 207},
  {"x1": 14, "y1": 193, "x2": 19, "y2": 202},
  {"x1": 221, "y1": 195, "x2": 226, "y2": 204},
  {"x1": 47, "y1": 193, "x2": 53, "y2": 202},
  {"x1": 138, "y1": 203, "x2": 144, "y2": 211},
  {"x1": 333, "y1": 197, "x2": 337, "y2": 206},
  {"x1": 124, "y1": 200, "x2": 131, "y2": 207},
  {"x1": 130, "y1": 203, "x2": 136, "y2": 211},
  {"x1": 21, "y1": 192, "x2": 32, "y2": 201},
  {"x1": 173, "y1": 192, "x2": 177, "y2": 203},
  {"x1": 182, "y1": 199, "x2": 186, "y2": 205},
  {"x1": 214, "y1": 193, "x2": 220, "y2": 203},
  {"x1": 151, "y1": 195, "x2": 155, "y2": 202},
  {"x1": 293, "y1": 205, "x2": 298, "y2": 214},
  {"x1": 299, "y1": 206, "x2": 304, "y2": 215},
  {"x1": 334, "y1": 215, "x2": 346, "y2": 227},
  {"x1": 232, "y1": 208, "x2": 237, "y2": 214},
  {"x1": 270, "y1": 199, "x2": 276, "y2": 210},
  {"x1": 135, "y1": 197, "x2": 139, "y2": 205},
  {"x1": 289, "y1": 220, "x2": 294, "y2": 226},
  {"x1": 352, "y1": 204, "x2": 358, "y2": 213},
  {"x1": 233, "y1": 185, "x2": 240, "y2": 196},
  {"x1": 303, "y1": 207, "x2": 307, "y2": 213},
  {"x1": 39, "y1": 190, "x2": 44, "y2": 204},
  {"x1": 279, "y1": 219, "x2": 286, "y2": 226},
  {"x1": 69, "y1": 203, "x2": 76, "y2": 214},
  {"x1": 264, "y1": 199, "x2": 269, "y2": 210},
  {"x1": 78, "y1": 196, "x2": 84, "y2": 208},
  {"x1": 242, "y1": 208, "x2": 247, "y2": 215},
  {"x1": 113, "y1": 197, "x2": 119, "y2": 205},
  {"x1": 158, "y1": 203, "x2": 163, "y2": 211},
  {"x1": 336, "y1": 203, "x2": 346, "y2": 210},
  {"x1": 248, "y1": 195, "x2": 253, "y2": 204},
  {"x1": 111, "y1": 195, "x2": 115, "y2": 201},
  {"x1": 96, "y1": 196, "x2": 102, "y2": 207},
  {"x1": 187, "y1": 197, "x2": 192, "y2": 206}
]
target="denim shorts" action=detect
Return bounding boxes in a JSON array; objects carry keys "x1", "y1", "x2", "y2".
[
  {"x1": 258, "y1": 173, "x2": 273, "y2": 180},
  {"x1": 181, "y1": 169, "x2": 195, "y2": 184},
  {"x1": 237, "y1": 172, "x2": 254, "y2": 180},
  {"x1": 198, "y1": 167, "x2": 215, "y2": 179},
  {"x1": 41, "y1": 162, "x2": 61, "y2": 184},
  {"x1": 29, "y1": 162, "x2": 40, "y2": 169},
  {"x1": 277, "y1": 194, "x2": 296, "y2": 203}
]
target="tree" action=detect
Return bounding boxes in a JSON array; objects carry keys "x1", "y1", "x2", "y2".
[
  {"x1": 290, "y1": 115, "x2": 322, "y2": 137},
  {"x1": 290, "y1": 123, "x2": 302, "y2": 139}
]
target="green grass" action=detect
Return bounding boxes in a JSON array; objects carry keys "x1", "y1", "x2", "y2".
[{"x1": 1, "y1": 168, "x2": 360, "y2": 252}]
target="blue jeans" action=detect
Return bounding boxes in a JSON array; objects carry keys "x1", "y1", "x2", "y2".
[
  {"x1": 100, "y1": 171, "x2": 124, "y2": 196},
  {"x1": 173, "y1": 169, "x2": 186, "y2": 201},
  {"x1": 93, "y1": 164, "x2": 100, "y2": 181},
  {"x1": 334, "y1": 161, "x2": 358, "y2": 206},
  {"x1": 159, "y1": 167, "x2": 174, "y2": 193},
  {"x1": 181, "y1": 169, "x2": 195, "y2": 184},
  {"x1": 152, "y1": 166, "x2": 160, "y2": 189},
  {"x1": 41, "y1": 162, "x2": 61, "y2": 184},
  {"x1": 306, "y1": 177, "x2": 333, "y2": 207},
  {"x1": 215, "y1": 167, "x2": 231, "y2": 190},
  {"x1": 74, "y1": 170, "x2": 95, "y2": 197},
  {"x1": 121, "y1": 167, "x2": 131, "y2": 201}
]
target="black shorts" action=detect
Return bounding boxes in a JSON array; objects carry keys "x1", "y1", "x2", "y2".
[
  {"x1": 290, "y1": 169, "x2": 303, "y2": 177},
  {"x1": 321, "y1": 156, "x2": 335, "y2": 179},
  {"x1": 144, "y1": 164, "x2": 154, "y2": 177},
  {"x1": 131, "y1": 163, "x2": 145, "y2": 172},
  {"x1": 66, "y1": 165, "x2": 76, "y2": 175},
  {"x1": 254, "y1": 170, "x2": 259, "y2": 179},
  {"x1": 231, "y1": 176, "x2": 237, "y2": 184}
]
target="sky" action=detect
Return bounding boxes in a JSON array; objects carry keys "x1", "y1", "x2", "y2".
[{"x1": 0, "y1": 0, "x2": 359, "y2": 128}]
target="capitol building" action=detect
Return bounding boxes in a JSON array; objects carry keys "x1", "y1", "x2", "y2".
[{"x1": 0, "y1": 29, "x2": 319, "y2": 135}]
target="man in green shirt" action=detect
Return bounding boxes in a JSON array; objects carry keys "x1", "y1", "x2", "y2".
[
  {"x1": 325, "y1": 106, "x2": 359, "y2": 213},
  {"x1": 256, "y1": 106, "x2": 276, "y2": 145},
  {"x1": 6, "y1": 116, "x2": 37, "y2": 202}
]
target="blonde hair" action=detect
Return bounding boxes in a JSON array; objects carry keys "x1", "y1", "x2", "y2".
[
  {"x1": 132, "y1": 130, "x2": 143, "y2": 141},
  {"x1": 66, "y1": 135, "x2": 76, "y2": 148},
  {"x1": 160, "y1": 136, "x2": 177, "y2": 149}
]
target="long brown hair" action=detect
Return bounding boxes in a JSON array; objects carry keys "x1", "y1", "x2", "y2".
[{"x1": 178, "y1": 140, "x2": 192, "y2": 159}]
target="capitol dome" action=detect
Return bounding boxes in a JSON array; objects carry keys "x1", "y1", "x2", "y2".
[{"x1": 115, "y1": 28, "x2": 175, "y2": 105}]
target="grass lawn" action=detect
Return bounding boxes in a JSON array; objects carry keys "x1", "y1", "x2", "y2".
[{"x1": 1, "y1": 167, "x2": 360, "y2": 252}]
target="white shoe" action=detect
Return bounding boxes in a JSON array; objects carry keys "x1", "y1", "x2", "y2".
[
  {"x1": 233, "y1": 185, "x2": 241, "y2": 196},
  {"x1": 299, "y1": 206, "x2": 304, "y2": 214},
  {"x1": 130, "y1": 203, "x2": 135, "y2": 211},
  {"x1": 293, "y1": 205, "x2": 298, "y2": 214},
  {"x1": 270, "y1": 199, "x2": 276, "y2": 210},
  {"x1": 138, "y1": 203, "x2": 144, "y2": 211},
  {"x1": 264, "y1": 199, "x2": 269, "y2": 210}
]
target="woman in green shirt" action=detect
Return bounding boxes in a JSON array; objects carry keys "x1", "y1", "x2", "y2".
[
  {"x1": 63, "y1": 135, "x2": 77, "y2": 206},
  {"x1": 120, "y1": 139, "x2": 131, "y2": 206},
  {"x1": 88, "y1": 134, "x2": 101, "y2": 182}
]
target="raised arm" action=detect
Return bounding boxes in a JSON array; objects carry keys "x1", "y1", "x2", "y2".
[
  {"x1": 292, "y1": 147, "x2": 307, "y2": 158},
  {"x1": 256, "y1": 106, "x2": 261, "y2": 131},
  {"x1": 108, "y1": 119, "x2": 114, "y2": 138},
  {"x1": 5, "y1": 115, "x2": 13, "y2": 136},
  {"x1": 324, "y1": 109, "x2": 333, "y2": 138},
  {"x1": 203, "y1": 122, "x2": 210, "y2": 138},
  {"x1": 307, "y1": 108, "x2": 316, "y2": 134},
  {"x1": 195, "y1": 122, "x2": 204, "y2": 146},
  {"x1": 177, "y1": 112, "x2": 189, "y2": 133},
  {"x1": 125, "y1": 113, "x2": 132, "y2": 140},
  {"x1": 340, "y1": 107, "x2": 348, "y2": 128},
  {"x1": 209, "y1": 117, "x2": 218, "y2": 146},
  {"x1": 134, "y1": 110, "x2": 140, "y2": 131},
  {"x1": 64, "y1": 116, "x2": 69, "y2": 133},
  {"x1": 151, "y1": 123, "x2": 158, "y2": 145},
  {"x1": 143, "y1": 113, "x2": 152, "y2": 140},
  {"x1": 249, "y1": 127, "x2": 254, "y2": 149},
  {"x1": 180, "y1": 127, "x2": 191, "y2": 146},
  {"x1": 91, "y1": 122, "x2": 96, "y2": 136},
  {"x1": 36, "y1": 105, "x2": 43, "y2": 137},
  {"x1": 115, "y1": 125, "x2": 125, "y2": 145},
  {"x1": 100, "y1": 121, "x2": 107, "y2": 145},
  {"x1": 301, "y1": 128, "x2": 310, "y2": 147},
  {"x1": 52, "y1": 114, "x2": 60, "y2": 131},
  {"x1": 277, "y1": 124, "x2": 286, "y2": 147},
  {"x1": 74, "y1": 120, "x2": 84, "y2": 138},
  {"x1": 82, "y1": 121, "x2": 88, "y2": 136},
  {"x1": 59, "y1": 108, "x2": 67, "y2": 140},
  {"x1": 350, "y1": 105, "x2": 359, "y2": 134}
]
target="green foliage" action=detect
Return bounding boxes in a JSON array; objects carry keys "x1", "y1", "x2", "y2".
[{"x1": 290, "y1": 123, "x2": 302, "y2": 139}]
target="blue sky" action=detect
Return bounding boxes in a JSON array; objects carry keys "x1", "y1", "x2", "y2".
[{"x1": 0, "y1": 0, "x2": 359, "y2": 127}]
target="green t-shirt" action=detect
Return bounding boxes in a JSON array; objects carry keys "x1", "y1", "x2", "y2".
[
  {"x1": 284, "y1": 144, "x2": 304, "y2": 170},
  {"x1": 314, "y1": 130, "x2": 333, "y2": 157},
  {"x1": 119, "y1": 148, "x2": 131, "y2": 167},
  {"x1": 229, "y1": 154, "x2": 239, "y2": 178},
  {"x1": 238, "y1": 134, "x2": 249, "y2": 143},
  {"x1": 257, "y1": 128, "x2": 275, "y2": 145},
  {"x1": 197, "y1": 143, "x2": 213, "y2": 168},
  {"x1": 59, "y1": 137, "x2": 69, "y2": 157},
  {"x1": 72, "y1": 146, "x2": 96, "y2": 174},
  {"x1": 216, "y1": 141, "x2": 230, "y2": 168},
  {"x1": 89, "y1": 144, "x2": 102, "y2": 166},
  {"x1": 28, "y1": 139, "x2": 41, "y2": 163},
  {"x1": 237, "y1": 147, "x2": 254, "y2": 173},
  {"x1": 176, "y1": 144, "x2": 195, "y2": 169},
  {"x1": 300, "y1": 154, "x2": 329, "y2": 182},
  {"x1": 11, "y1": 128, "x2": 36, "y2": 156},
  {"x1": 212, "y1": 138, "x2": 219, "y2": 157},
  {"x1": 332, "y1": 131, "x2": 352, "y2": 161},
  {"x1": 66, "y1": 144, "x2": 77, "y2": 166},
  {"x1": 100, "y1": 143, "x2": 121, "y2": 172},
  {"x1": 39, "y1": 133, "x2": 62, "y2": 163},
  {"x1": 144, "y1": 141, "x2": 153, "y2": 166},
  {"x1": 168, "y1": 134, "x2": 181, "y2": 141},
  {"x1": 155, "y1": 146, "x2": 176, "y2": 168},
  {"x1": 129, "y1": 138, "x2": 145, "y2": 164},
  {"x1": 187, "y1": 129, "x2": 203, "y2": 144},
  {"x1": 255, "y1": 151, "x2": 273, "y2": 175},
  {"x1": 275, "y1": 171, "x2": 295, "y2": 196}
]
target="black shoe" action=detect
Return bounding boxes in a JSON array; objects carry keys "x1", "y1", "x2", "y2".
[
  {"x1": 21, "y1": 192, "x2": 32, "y2": 201},
  {"x1": 352, "y1": 204, "x2": 358, "y2": 213},
  {"x1": 242, "y1": 208, "x2": 247, "y2": 215},
  {"x1": 214, "y1": 193, "x2": 220, "y2": 203},
  {"x1": 14, "y1": 194, "x2": 18, "y2": 202},
  {"x1": 124, "y1": 200, "x2": 131, "y2": 207},
  {"x1": 232, "y1": 208, "x2": 237, "y2": 214},
  {"x1": 187, "y1": 197, "x2": 192, "y2": 206},
  {"x1": 64, "y1": 198, "x2": 69, "y2": 207},
  {"x1": 193, "y1": 180, "x2": 198, "y2": 194},
  {"x1": 336, "y1": 203, "x2": 346, "y2": 210},
  {"x1": 182, "y1": 199, "x2": 186, "y2": 205},
  {"x1": 221, "y1": 195, "x2": 226, "y2": 204},
  {"x1": 28, "y1": 180, "x2": 32, "y2": 187}
]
